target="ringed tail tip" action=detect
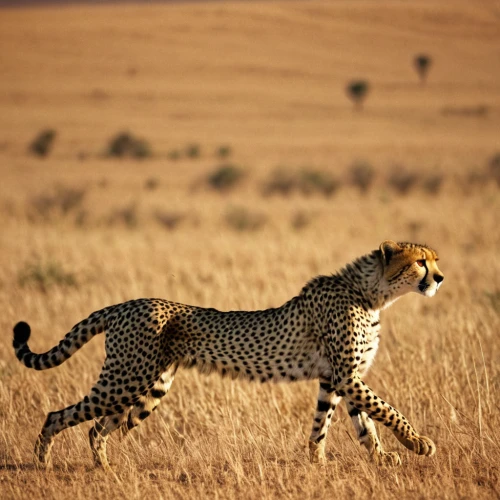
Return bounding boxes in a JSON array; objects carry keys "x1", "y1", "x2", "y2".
[{"x1": 13, "y1": 321, "x2": 31, "y2": 346}]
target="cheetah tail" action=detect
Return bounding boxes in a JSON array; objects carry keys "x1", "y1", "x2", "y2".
[{"x1": 12, "y1": 308, "x2": 109, "y2": 370}]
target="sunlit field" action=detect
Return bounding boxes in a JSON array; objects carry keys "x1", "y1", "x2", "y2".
[{"x1": 1, "y1": 1, "x2": 499, "y2": 498}]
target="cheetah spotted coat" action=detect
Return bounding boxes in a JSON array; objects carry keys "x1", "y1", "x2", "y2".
[{"x1": 13, "y1": 240, "x2": 444, "y2": 470}]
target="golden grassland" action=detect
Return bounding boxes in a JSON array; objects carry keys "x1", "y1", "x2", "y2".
[{"x1": 1, "y1": 0, "x2": 500, "y2": 498}]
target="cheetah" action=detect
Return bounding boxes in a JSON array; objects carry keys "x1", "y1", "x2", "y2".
[{"x1": 13, "y1": 240, "x2": 444, "y2": 470}]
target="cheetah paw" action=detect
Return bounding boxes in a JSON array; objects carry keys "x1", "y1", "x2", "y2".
[
  {"x1": 376, "y1": 451, "x2": 402, "y2": 467},
  {"x1": 398, "y1": 434, "x2": 436, "y2": 456},
  {"x1": 308, "y1": 441, "x2": 327, "y2": 466}
]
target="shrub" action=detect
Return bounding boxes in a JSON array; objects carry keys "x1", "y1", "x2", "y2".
[
  {"x1": 207, "y1": 164, "x2": 245, "y2": 192},
  {"x1": 387, "y1": 167, "x2": 418, "y2": 195},
  {"x1": 346, "y1": 80, "x2": 369, "y2": 110},
  {"x1": 27, "y1": 185, "x2": 87, "y2": 221},
  {"x1": 291, "y1": 211, "x2": 312, "y2": 230},
  {"x1": 488, "y1": 153, "x2": 500, "y2": 187},
  {"x1": 349, "y1": 161, "x2": 375, "y2": 193},
  {"x1": 144, "y1": 177, "x2": 160, "y2": 191},
  {"x1": 133, "y1": 139, "x2": 152, "y2": 159},
  {"x1": 261, "y1": 167, "x2": 296, "y2": 197},
  {"x1": 299, "y1": 169, "x2": 339, "y2": 197},
  {"x1": 167, "y1": 150, "x2": 181, "y2": 161},
  {"x1": 29, "y1": 129, "x2": 56, "y2": 157},
  {"x1": 458, "y1": 169, "x2": 488, "y2": 195},
  {"x1": 107, "y1": 132, "x2": 134, "y2": 157},
  {"x1": 154, "y1": 210, "x2": 185, "y2": 230},
  {"x1": 216, "y1": 145, "x2": 232, "y2": 159},
  {"x1": 422, "y1": 173, "x2": 444, "y2": 195},
  {"x1": 262, "y1": 167, "x2": 339, "y2": 197},
  {"x1": 107, "y1": 132, "x2": 152, "y2": 159},
  {"x1": 414, "y1": 54, "x2": 432, "y2": 84},
  {"x1": 107, "y1": 203, "x2": 139, "y2": 228},
  {"x1": 225, "y1": 207, "x2": 266, "y2": 231},
  {"x1": 19, "y1": 261, "x2": 77, "y2": 292},
  {"x1": 185, "y1": 143, "x2": 201, "y2": 159}
]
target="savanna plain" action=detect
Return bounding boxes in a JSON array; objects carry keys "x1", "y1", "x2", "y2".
[{"x1": 0, "y1": 1, "x2": 499, "y2": 499}]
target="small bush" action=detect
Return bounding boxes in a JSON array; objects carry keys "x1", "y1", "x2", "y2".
[
  {"x1": 225, "y1": 207, "x2": 266, "y2": 232},
  {"x1": 216, "y1": 145, "x2": 232, "y2": 159},
  {"x1": 27, "y1": 185, "x2": 87, "y2": 221},
  {"x1": 144, "y1": 178, "x2": 160, "y2": 191},
  {"x1": 262, "y1": 167, "x2": 339, "y2": 197},
  {"x1": 19, "y1": 261, "x2": 77, "y2": 292},
  {"x1": 261, "y1": 167, "x2": 296, "y2": 197},
  {"x1": 207, "y1": 164, "x2": 245, "y2": 192},
  {"x1": 488, "y1": 153, "x2": 500, "y2": 187},
  {"x1": 107, "y1": 132, "x2": 152, "y2": 159},
  {"x1": 154, "y1": 210, "x2": 185, "y2": 230},
  {"x1": 107, "y1": 203, "x2": 139, "y2": 228},
  {"x1": 346, "y1": 80, "x2": 369, "y2": 110},
  {"x1": 458, "y1": 169, "x2": 488, "y2": 195},
  {"x1": 387, "y1": 167, "x2": 418, "y2": 195},
  {"x1": 185, "y1": 143, "x2": 201, "y2": 159},
  {"x1": 291, "y1": 211, "x2": 312, "y2": 230},
  {"x1": 299, "y1": 169, "x2": 339, "y2": 197},
  {"x1": 107, "y1": 132, "x2": 134, "y2": 157},
  {"x1": 350, "y1": 161, "x2": 375, "y2": 193},
  {"x1": 414, "y1": 54, "x2": 432, "y2": 84},
  {"x1": 133, "y1": 139, "x2": 152, "y2": 159},
  {"x1": 422, "y1": 173, "x2": 444, "y2": 195},
  {"x1": 167, "y1": 150, "x2": 181, "y2": 161},
  {"x1": 29, "y1": 129, "x2": 56, "y2": 157}
]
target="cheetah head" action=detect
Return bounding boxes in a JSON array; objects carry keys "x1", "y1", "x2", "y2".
[{"x1": 379, "y1": 240, "x2": 444, "y2": 298}]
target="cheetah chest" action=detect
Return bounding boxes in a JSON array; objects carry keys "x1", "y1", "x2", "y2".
[{"x1": 358, "y1": 317, "x2": 381, "y2": 376}]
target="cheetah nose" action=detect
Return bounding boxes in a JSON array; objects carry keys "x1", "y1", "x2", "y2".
[{"x1": 434, "y1": 274, "x2": 444, "y2": 284}]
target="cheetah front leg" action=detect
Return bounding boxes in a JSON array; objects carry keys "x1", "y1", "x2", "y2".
[
  {"x1": 346, "y1": 403, "x2": 401, "y2": 466},
  {"x1": 308, "y1": 379, "x2": 342, "y2": 465},
  {"x1": 340, "y1": 377, "x2": 435, "y2": 458}
]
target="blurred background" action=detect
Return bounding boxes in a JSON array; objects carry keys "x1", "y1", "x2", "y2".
[
  {"x1": 1, "y1": 0, "x2": 499, "y2": 224},
  {"x1": 0, "y1": 1, "x2": 499, "y2": 498}
]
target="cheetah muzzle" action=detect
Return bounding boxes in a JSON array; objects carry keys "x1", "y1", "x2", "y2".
[{"x1": 13, "y1": 240, "x2": 444, "y2": 470}]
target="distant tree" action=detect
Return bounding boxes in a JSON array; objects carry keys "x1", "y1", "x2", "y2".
[
  {"x1": 29, "y1": 129, "x2": 56, "y2": 157},
  {"x1": 346, "y1": 80, "x2": 370, "y2": 110},
  {"x1": 414, "y1": 54, "x2": 432, "y2": 84}
]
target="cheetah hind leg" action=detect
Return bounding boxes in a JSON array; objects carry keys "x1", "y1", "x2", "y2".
[
  {"x1": 34, "y1": 395, "x2": 115, "y2": 470},
  {"x1": 347, "y1": 404, "x2": 401, "y2": 467},
  {"x1": 122, "y1": 369, "x2": 176, "y2": 436},
  {"x1": 89, "y1": 369, "x2": 175, "y2": 470},
  {"x1": 89, "y1": 412, "x2": 129, "y2": 471}
]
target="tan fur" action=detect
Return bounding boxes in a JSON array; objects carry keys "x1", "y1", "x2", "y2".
[{"x1": 13, "y1": 241, "x2": 444, "y2": 470}]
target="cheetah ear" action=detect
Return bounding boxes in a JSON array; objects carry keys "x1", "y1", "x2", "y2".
[{"x1": 379, "y1": 240, "x2": 400, "y2": 266}]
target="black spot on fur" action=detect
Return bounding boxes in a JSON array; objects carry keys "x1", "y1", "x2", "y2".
[
  {"x1": 317, "y1": 400, "x2": 331, "y2": 412},
  {"x1": 151, "y1": 389, "x2": 166, "y2": 399},
  {"x1": 348, "y1": 407, "x2": 361, "y2": 417}
]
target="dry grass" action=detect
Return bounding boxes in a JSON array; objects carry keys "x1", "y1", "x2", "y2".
[
  {"x1": 1, "y1": 175, "x2": 499, "y2": 500},
  {"x1": 0, "y1": 0, "x2": 499, "y2": 498}
]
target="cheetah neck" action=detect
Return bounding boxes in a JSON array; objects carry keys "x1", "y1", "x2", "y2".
[{"x1": 337, "y1": 250, "x2": 401, "y2": 312}]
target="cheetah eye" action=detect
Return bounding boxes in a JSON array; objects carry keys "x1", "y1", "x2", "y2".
[{"x1": 416, "y1": 260, "x2": 425, "y2": 267}]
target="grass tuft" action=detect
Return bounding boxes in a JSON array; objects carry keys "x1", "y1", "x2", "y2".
[
  {"x1": 18, "y1": 260, "x2": 77, "y2": 292},
  {"x1": 225, "y1": 206, "x2": 266, "y2": 231}
]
